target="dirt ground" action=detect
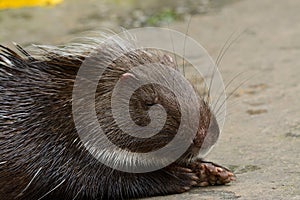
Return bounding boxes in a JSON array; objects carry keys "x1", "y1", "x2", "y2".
[{"x1": 0, "y1": 0, "x2": 299, "y2": 199}]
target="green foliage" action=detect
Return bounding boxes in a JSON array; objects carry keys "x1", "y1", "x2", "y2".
[{"x1": 146, "y1": 9, "x2": 179, "y2": 26}]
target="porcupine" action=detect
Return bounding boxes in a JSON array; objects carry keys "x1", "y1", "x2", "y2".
[{"x1": 0, "y1": 32, "x2": 235, "y2": 200}]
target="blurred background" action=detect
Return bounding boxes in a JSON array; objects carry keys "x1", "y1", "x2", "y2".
[
  {"x1": 0, "y1": 0, "x2": 299, "y2": 199},
  {"x1": 0, "y1": 0, "x2": 237, "y2": 47}
]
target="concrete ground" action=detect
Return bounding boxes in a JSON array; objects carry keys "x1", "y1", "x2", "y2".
[
  {"x1": 0, "y1": 0, "x2": 299, "y2": 199},
  {"x1": 166, "y1": 0, "x2": 300, "y2": 199}
]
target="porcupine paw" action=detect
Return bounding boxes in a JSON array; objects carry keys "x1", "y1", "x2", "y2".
[
  {"x1": 166, "y1": 166, "x2": 199, "y2": 193},
  {"x1": 189, "y1": 160, "x2": 236, "y2": 187}
]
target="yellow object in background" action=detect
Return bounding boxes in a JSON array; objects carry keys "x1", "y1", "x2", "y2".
[{"x1": 0, "y1": 0, "x2": 63, "y2": 9}]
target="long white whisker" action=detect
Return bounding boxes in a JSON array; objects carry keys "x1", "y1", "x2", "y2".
[
  {"x1": 182, "y1": 15, "x2": 192, "y2": 77},
  {"x1": 208, "y1": 29, "x2": 246, "y2": 104},
  {"x1": 212, "y1": 71, "x2": 245, "y2": 113},
  {"x1": 167, "y1": 23, "x2": 179, "y2": 70},
  {"x1": 216, "y1": 29, "x2": 246, "y2": 66},
  {"x1": 215, "y1": 73, "x2": 254, "y2": 116}
]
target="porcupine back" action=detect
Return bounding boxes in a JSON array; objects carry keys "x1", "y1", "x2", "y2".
[{"x1": 0, "y1": 33, "x2": 216, "y2": 199}]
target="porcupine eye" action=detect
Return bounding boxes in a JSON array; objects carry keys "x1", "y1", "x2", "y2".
[
  {"x1": 145, "y1": 97, "x2": 158, "y2": 107},
  {"x1": 146, "y1": 102, "x2": 155, "y2": 106}
]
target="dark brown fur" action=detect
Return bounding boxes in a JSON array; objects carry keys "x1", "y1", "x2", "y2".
[{"x1": 0, "y1": 38, "x2": 234, "y2": 200}]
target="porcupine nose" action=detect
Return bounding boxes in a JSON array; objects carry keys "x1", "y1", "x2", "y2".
[{"x1": 196, "y1": 114, "x2": 220, "y2": 157}]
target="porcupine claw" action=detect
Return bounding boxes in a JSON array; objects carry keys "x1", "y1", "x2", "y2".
[{"x1": 188, "y1": 159, "x2": 236, "y2": 187}]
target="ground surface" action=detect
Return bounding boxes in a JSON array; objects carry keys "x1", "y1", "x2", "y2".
[{"x1": 0, "y1": 0, "x2": 299, "y2": 199}]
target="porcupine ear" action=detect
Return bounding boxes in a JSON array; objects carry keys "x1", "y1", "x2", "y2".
[
  {"x1": 161, "y1": 54, "x2": 174, "y2": 64},
  {"x1": 120, "y1": 72, "x2": 136, "y2": 80},
  {"x1": 161, "y1": 54, "x2": 176, "y2": 69}
]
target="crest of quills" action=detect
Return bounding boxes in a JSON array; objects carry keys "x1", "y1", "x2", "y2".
[{"x1": 0, "y1": 33, "x2": 235, "y2": 200}]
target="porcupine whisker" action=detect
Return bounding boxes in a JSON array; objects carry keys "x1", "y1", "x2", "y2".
[
  {"x1": 207, "y1": 29, "x2": 247, "y2": 118},
  {"x1": 0, "y1": 161, "x2": 7, "y2": 165},
  {"x1": 218, "y1": 72, "x2": 251, "y2": 116},
  {"x1": 215, "y1": 71, "x2": 256, "y2": 121},
  {"x1": 206, "y1": 63, "x2": 218, "y2": 105},
  {"x1": 216, "y1": 109, "x2": 236, "y2": 123},
  {"x1": 167, "y1": 22, "x2": 179, "y2": 91},
  {"x1": 167, "y1": 23, "x2": 179, "y2": 70},
  {"x1": 214, "y1": 73, "x2": 254, "y2": 117},
  {"x1": 211, "y1": 71, "x2": 245, "y2": 113},
  {"x1": 215, "y1": 30, "x2": 241, "y2": 67},
  {"x1": 37, "y1": 179, "x2": 66, "y2": 200},
  {"x1": 17, "y1": 167, "x2": 43, "y2": 197},
  {"x1": 182, "y1": 15, "x2": 192, "y2": 77},
  {"x1": 219, "y1": 89, "x2": 249, "y2": 115},
  {"x1": 207, "y1": 29, "x2": 245, "y2": 105}
]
